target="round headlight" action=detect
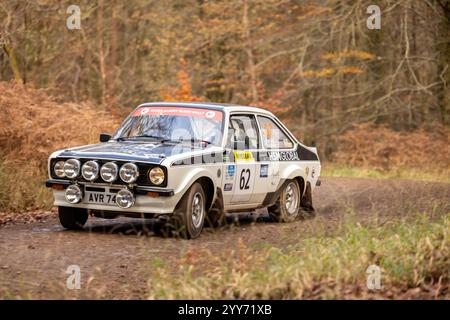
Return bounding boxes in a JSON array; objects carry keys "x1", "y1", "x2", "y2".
[
  {"x1": 149, "y1": 167, "x2": 165, "y2": 185},
  {"x1": 116, "y1": 189, "x2": 135, "y2": 208},
  {"x1": 100, "y1": 162, "x2": 118, "y2": 183},
  {"x1": 82, "y1": 161, "x2": 100, "y2": 181},
  {"x1": 54, "y1": 161, "x2": 65, "y2": 178},
  {"x1": 65, "y1": 184, "x2": 83, "y2": 204},
  {"x1": 63, "y1": 159, "x2": 81, "y2": 179},
  {"x1": 119, "y1": 163, "x2": 139, "y2": 183}
]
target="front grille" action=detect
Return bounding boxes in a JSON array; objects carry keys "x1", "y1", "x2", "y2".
[
  {"x1": 50, "y1": 158, "x2": 167, "y2": 187},
  {"x1": 85, "y1": 186, "x2": 106, "y2": 192}
]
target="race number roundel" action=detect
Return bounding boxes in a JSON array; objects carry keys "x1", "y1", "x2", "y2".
[
  {"x1": 205, "y1": 111, "x2": 216, "y2": 119},
  {"x1": 140, "y1": 108, "x2": 150, "y2": 115}
]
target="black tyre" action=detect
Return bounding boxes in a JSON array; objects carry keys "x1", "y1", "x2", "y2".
[
  {"x1": 268, "y1": 179, "x2": 301, "y2": 222},
  {"x1": 58, "y1": 206, "x2": 88, "y2": 230},
  {"x1": 170, "y1": 182, "x2": 206, "y2": 239}
]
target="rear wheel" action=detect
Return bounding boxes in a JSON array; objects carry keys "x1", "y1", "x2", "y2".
[
  {"x1": 58, "y1": 206, "x2": 88, "y2": 230},
  {"x1": 169, "y1": 182, "x2": 206, "y2": 239},
  {"x1": 268, "y1": 179, "x2": 301, "y2": 222}
]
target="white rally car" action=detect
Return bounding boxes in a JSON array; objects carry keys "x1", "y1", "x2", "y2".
[{"x1": 46, "y1": 102, "x2": 321, "y2": 238}]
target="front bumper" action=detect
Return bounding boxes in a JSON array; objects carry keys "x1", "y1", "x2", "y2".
[{"x1": 46, "y1": 179, "x2": 177, "y2": 215}]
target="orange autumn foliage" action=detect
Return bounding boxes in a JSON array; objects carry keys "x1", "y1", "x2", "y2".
[
  {"x1": 0, "y1": 81, "x2": 119, "y2": 165},
  {"x1": 162, "y1": 61, "x2": 205, "y2": 102},
  {"x1": 332, "y1": 123, "x2": 450, "y2": 171},
  {"x1": 301, "y1": 66, "x2": 363, "y2": 78},
  {"x1": 321, "y1": 50, "x2": 375, "y2": 61}
]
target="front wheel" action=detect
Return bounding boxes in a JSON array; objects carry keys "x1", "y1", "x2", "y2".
[
  {"x1": 58, "y1": 206, "x2": 88, "y2": 230},
  {"x1": 170, "y1": 182, "x2": 206, "y2": 239},
  {"x1": 268, "y1": 179, "x2": 301, "y2": 222}
]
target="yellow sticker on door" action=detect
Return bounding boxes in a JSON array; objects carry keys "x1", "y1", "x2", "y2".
[{"x1": 234, "y1": 151, "x2": 254, "y2": 162}]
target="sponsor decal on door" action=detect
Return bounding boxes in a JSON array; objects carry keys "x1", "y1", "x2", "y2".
[
  {"x1": 234, "y1": 151, "x2": 254, "y2": 162},
  {"x1": 267, "y1": 151, "x2": 299, "y2": 161},
  {"x1": 260, "y1": 164, "x2": 269, "y2": 177},
  {"x1": 226, "y1": 165, "x2": 235, "y2": 179}
]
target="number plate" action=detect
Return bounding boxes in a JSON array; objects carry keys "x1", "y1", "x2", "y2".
[{"x1": 85, "y1": 191, "x2": 116, "y2": 206}]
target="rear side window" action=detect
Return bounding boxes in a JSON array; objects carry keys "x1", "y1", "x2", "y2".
[{"x1": 257, "y1": 116, "x2": 294, "y2": 149}]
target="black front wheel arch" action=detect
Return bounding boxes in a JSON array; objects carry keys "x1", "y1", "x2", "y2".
[{"x1": 58, "y1": 206, "x2": 88, "y2": 230}]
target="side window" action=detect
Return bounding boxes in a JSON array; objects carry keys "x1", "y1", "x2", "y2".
[
  {"x1": 258, "y1": 116, "x2": 294, "y2": 149},
  {"x1": 227, "y1": 115, "x2": 259, "y2": 150}
]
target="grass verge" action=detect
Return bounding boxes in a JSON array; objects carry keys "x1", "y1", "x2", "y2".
[
  {"x1": 0, "y1": 161, "x2": 52, "y2": 212},
  {"x1": 147, "y1": 213, "x2": 450, "y2": 299},
  {"x1": 322, "y1": 164, "x2": 450, "y2": 183}
]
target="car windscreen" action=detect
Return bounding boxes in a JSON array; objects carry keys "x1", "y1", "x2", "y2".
[{"x1": 114, "y1": 106, "x2": 224, "y2": 146}]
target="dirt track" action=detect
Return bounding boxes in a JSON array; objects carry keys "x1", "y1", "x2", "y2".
[{"x1": 0, "y1": 177, "x2": 449, "y2": 299}]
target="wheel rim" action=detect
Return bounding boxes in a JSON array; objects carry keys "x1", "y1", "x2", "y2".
[
  {"x1": 284, "y1": 182, "x2": 299, "y2": 215},
  {"x1": 191, "y1": 192, "x2": 205, "y2": 229}
]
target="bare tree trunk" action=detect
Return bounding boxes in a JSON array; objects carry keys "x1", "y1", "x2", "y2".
[
  {"x1": 97, "y1": 0, "x2": 107, "y2": 105},
  {"x1": 4, "y1": 44, "x2": 21, "y2": 83},
  {"x1": 108, "y1": 0, "x2": 118, "y2": 106},
  {"x1": 2, "y1": 3, "x2": 22, "y2": 83},
  {"x1": 437, "y1": 0, "x2": 450, "y2": 124},
  {"x1": 243, "y1": 0, "x2": 258, "y2": 103}
]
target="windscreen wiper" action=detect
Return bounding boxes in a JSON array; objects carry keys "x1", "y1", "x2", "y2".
[
  {"x1": 177, "y1": 138, "x2": 212, "y2": 145},
  {"x1": 116, "y1": 134, "x2": 167, "y2": 142},
  {"x1": 117, "y1": 136, "x2": 212, "y2": 145}
]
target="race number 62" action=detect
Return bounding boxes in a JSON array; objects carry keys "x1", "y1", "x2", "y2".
[{"x1": 239, "y1": 169, "x2": 251, "y2": 190}]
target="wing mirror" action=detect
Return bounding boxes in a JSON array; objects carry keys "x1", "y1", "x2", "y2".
[{"x1": 99, "y1": 133, "x2": 111, "y2": 142}]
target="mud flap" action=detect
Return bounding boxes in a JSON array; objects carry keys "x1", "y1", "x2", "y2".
[{"x1": 300, "y1": 182, "x2": 315, "y2": 212}]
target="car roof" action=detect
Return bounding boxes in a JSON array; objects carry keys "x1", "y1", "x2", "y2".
[{"x1": 137, "y1": 102, "x2": 275, "y2": 116}]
